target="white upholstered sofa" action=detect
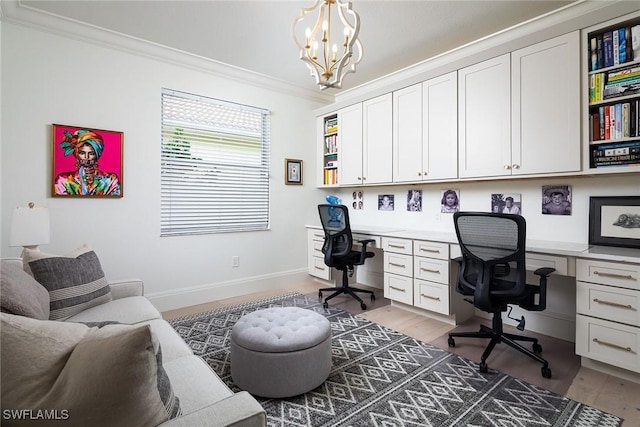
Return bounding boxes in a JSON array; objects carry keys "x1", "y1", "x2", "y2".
[{"x1": 0, "y1": 254, "x2": 266, "y2": 427}]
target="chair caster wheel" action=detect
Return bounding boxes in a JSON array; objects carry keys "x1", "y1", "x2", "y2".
[
  {"x1": 360, "y1": 302, "x2": 367, "y2": 310},
  {"x1": 318, "y1": 291, "x2": 323, "y2": 299},
  {"x1": 323, "y1": 301, "x2": 328, "y2": 309},
  {"x1": 371, "y1": 294, "x2": 375, "y2": 301},
  {"x1": 541, "y1": 366, "x2": 552, "y2": 378},
  {"x1": 448, "y1": 337, "x2": 455, "y2": 348},
  {"x1": 533, "y1": 343, "x2": 542, "y2": 354},
  {"x1": 479, "y1": 362, "x2": 488, "y2": 373}
]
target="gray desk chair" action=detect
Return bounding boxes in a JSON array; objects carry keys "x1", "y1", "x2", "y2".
[
  {"x1": 317, "y1": 204, "x2": 376, "y2": 310},
  {"x1": 448, "y1": 212, "x2": 555, "y2": 378}
]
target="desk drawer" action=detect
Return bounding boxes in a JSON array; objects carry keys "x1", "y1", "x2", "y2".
[
  {"x1": 576, "y1": 314, "x2": 640, "y2": 374},
  {"x1": 384, "y1": 252, "x2": 413, "y2": 277},
  {"x1": 414, "y1": 280, "x2": 450, "y2": 315},
  {"x1": 309, "y1": 229, "x2": 325, "y2": 241},
  {"x1": 414, "y1": 241, "x2": 449, "y2": 260},
  {"x1": 414, "y1": 258, "x2": 449, "y2": 285},
  {"x1": 382, "y1": 237, "x2": 413, "y2": 255},
  {"x1": 312, "y1": 241, "x2": 325, "y2": 257},
  {"x1": 309, "y1": 257, "x2": 331, "y2": 280},
  {"x1": 577, "y1": 259, "x2": 640, "y2": 290},
  {"x1": 384, "y1": 273, "x2": 413, "y2": 305},
  {"x1": 577, "y1": 281, "x2": 640, "y2": 327}
]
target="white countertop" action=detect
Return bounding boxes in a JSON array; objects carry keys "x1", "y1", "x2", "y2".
[{"x1": 306, "y1": 224, "x2": 640, "y2": 263}]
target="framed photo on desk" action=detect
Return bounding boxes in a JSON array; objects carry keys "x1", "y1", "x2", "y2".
[{"x1": 589, "y1": 196, "x2": 640, "y2": 249}]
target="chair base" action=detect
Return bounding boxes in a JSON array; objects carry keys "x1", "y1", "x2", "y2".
[
  {"x1": 319, "y1": 268, "x2": 374, "y2": 310},
  {"x1": 448, "y1": 312, "x2": 552, "y2": 378}
]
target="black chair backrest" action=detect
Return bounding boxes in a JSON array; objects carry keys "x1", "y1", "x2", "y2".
[
  {"x1": 318, "y1": 204, "x2": 353, "y2": 262},
  {"x1": 453, "y1": 212, "x2": 527, "y2": 311}
]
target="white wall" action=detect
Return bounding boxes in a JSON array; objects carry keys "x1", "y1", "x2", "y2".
[{"x1": 0, "y1": 23, "x2": 326, "y2": 309}]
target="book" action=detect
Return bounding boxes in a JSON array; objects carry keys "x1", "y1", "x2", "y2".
[
  {"x1": 631, "y1": 100, "x2": 637, "y2": 137},
  {"x1": 622, "y1": 102, "x2": 630, "y2": 138},
  {"x1": 615, "y1": 103, "x2": 622, "y2": 139},
  {"x1": 632, "y1": 25, "x2": 640, "y2": 60},
  {"x1": 603, "y1": 31, "x2": 614, "y2": 67},
  {"x1": 604, "y1": 106, "x2": 610, "y2": 140},
  {"x1": 613, "y1": 29, "x2": 620, "y2": 65},
  {"x1": 618, "y1": 27, "x2": 627, "y2": 64},
  {"x1": 591, "y1": 37, "x2": 598, "y2": 71},
  {"x1": 597, "y1": 34, "x2": 604, "y2": 69},
  {"x1": 599, "y1": 106, "x2": 605, "y2": 140}
]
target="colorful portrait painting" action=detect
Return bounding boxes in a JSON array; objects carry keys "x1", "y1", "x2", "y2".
[{"x1": 52, "y1": 124, "x2": 123, "y2": 197}]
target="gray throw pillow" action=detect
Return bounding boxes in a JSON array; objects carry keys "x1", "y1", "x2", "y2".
[
  {"x1": 0, "y1": 260, "x2": 50, "y2": 319},
  {"x1": 1, "y1": 313, "x2": 182, "y2": 426},
  {"x1": 23, "y1": 245, "x2": 112, "y2": 320}
]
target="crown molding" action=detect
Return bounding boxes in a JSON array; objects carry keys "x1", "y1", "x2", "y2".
[{"x1": 0, "y1": 0, "x2": 334, "y2": 105}]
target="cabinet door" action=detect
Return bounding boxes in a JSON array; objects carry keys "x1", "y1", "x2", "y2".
[
  {"x1": 363, "y1": 94, "x2": 393, "y2": 184},
  {"x1": 393, "y1": 83, "x2": 423, "y2": 182},
  {"x1": 512, "y1": 32, "x2": 580, "y2": 175},
  {"x1": 337, "y1": 103, "x2": 363, "y2": 185},
  {"x1": 458, "y1": 54, "x2": 511, "y2": 178},
  {"x1": 423, "y1": 71, "x2": 458, "y2": 180}
]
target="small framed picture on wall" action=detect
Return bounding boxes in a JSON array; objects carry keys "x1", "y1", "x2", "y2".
[{"x1": 285, "y1": 158, "x2": 303, "y2": 185}]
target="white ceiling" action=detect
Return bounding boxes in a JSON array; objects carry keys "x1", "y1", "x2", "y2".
[{"x1": 21, "y1": 0, "x2": 575, "y2": 93}]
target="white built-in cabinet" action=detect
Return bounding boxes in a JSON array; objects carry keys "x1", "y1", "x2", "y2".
[
  {"x1": 458, "y1": 32, "x2": 580, "y2": 178},
  {"x1": 338, "y1": 94, "x2": 392, "y2": 185},
  {"x1": 393, "y1": 72, "x2": 458, "y2": 182}
]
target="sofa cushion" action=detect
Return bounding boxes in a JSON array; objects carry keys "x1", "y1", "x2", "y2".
[
  {"x1": 140, "y1": 318, "x2": 194, "y2": 362},
  {"x1": 0, "y1": 260, "x2": 50, "y2": 319},
  {"x1": 1, "y1": 313, "x2": 182, "y2": 427},
  {"x1": 163, "y1": 355, "x2": 233, "y2": 415},
  {"x1": 23, "y1": 245, "x2": 112, "y2": 320},
  {"x1": 65, "y1": 295, "x2": 161, "y2": 324}
]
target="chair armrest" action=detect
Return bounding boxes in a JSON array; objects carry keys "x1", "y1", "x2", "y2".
[
  {"x1": 160, "y1": 391, "x2": 266, "y2": 427},
  {"x1": 451, "y1": 256, "x2": 463, "y2": 265},
  {"x1": 108, "y1": 279, "x2": 144, "y2": 299},
  {"x1": 533, "y1": 267, "x2": 555, "y2": 278}
]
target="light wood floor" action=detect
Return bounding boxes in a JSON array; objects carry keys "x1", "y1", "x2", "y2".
[{"x1": 162, "y1": 280, "x2": 640, "y2": 426}]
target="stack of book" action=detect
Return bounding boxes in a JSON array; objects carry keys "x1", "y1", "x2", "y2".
[
  {"x1": 591, "y1": 140, "x2": 640, "y2": 168},
  {"x1": 590, "y1": 64, "x2": 640, "y2": 103},
  {"x1": 324, "y1": 117, "x2": 338, "y2": 134},
  {"x1": 590, "y1": 100, "x2": 639, "y2": 141}
]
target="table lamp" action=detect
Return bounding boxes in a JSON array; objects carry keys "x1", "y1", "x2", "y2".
[{"x1": 10, "y1": 202, "x2": 50, "y2": 256}]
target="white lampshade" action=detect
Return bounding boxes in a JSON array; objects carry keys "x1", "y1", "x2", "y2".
[{"x1": 9, "y1": 203, "x2": 50, "y2": 249}]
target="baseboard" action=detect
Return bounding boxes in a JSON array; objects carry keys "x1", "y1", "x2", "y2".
[
  {"x1": 146, "y1": 268, "x2": 310, "y2": 312},
  {"x1": 581, "y1": 357, "x2": 640, "y2": 384}
]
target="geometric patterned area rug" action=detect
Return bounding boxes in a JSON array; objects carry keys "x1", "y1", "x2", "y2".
[{"x1": 169, "y1": 292, "x2": 623, "y2": 427}]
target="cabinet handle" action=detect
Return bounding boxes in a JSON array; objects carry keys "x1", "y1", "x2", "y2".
[
  {"x1": 592, "y1": 298, "x2": 633, "y2": 310},
  {"x1": 357, "y1": 177, "x2": 362, "y2": 181},
  {"x1": 592, "y1": 338, "x2": 632, "y2": 352},
  {"x1": 388, "y1": 244, "x2": 406, "y2": 249},
  {"x1": 420, "y1": 293, "x2": 440, "y2": 301},
  {"x1": 389, "y1": 262, "x2": 406, "y2": 268},
  {"x1": 362, "y1": 176, "x2": 367, "y2": 180},
  {"x1": 420, "y1": 248, "x2": 440, "y2": 253},
  {"x1": 421, "y1": 268, "x2": 440, "y2": 274},
  {"x1": 512, "y1": 164, "x2": 520, "y2": 169},
  {"x1": 417, "y1": 172, "x2": 422, "y2": 176},
  {"x1": 314, "y1": 266, "x2": 326, "y2": 271},
  {"x1": 389, "y1": 286, "x2": 406, "y2": 292},
  {"x1": 504, "y1": 165, "x2": 511, "y2": 170},
  {"x1": 593, "y1": 271, "x2": 634, "y2": 280}
]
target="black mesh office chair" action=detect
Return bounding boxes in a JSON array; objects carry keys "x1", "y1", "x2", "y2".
[
  {"x1": 448, "y1": 212, "x2": 555, "y2": 378},
  {"x1": 317, "y1": 204, "x2": 376, "y2": 310}
]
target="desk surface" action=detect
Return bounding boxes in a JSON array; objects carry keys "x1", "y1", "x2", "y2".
[{"x1": 307, "y1": 224, "x2": 640, "y2": 263}]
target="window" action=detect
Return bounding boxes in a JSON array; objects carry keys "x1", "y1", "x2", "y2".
[{"x1": 161, "y1": 89, "x2": 270, "y2": 236}]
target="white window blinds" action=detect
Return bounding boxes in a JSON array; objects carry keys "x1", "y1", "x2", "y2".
[{"x1": 161, "y1": 89, "x2": 270, "y2": 236}]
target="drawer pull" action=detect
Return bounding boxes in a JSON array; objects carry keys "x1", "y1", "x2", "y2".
[
  {"x1": 593, "y1": 271, "x2": 634, "y2": 280},
  {"x1": 388, "y1": 244, "x2": 407, "y2": 249},
  {"x1": 420, "y1": 248, "x2": 440, "y2": 253},
  {"x1": 389, "y1": 262, "x2": 406, "y2": 268},
  {"x1": 421, "y1": 268, "x2": 440, "y2": 274},
  {"x1": 592, "y1": 338, "x2": 632, "y2": 352},
  {"x1": 389, "y1": 286, "x2": 406, "y2": 292},
  {"x1": 314, "y1": 266, "x2": 326, "y2": 271},
  {"x1": 421, "y1": 293, "x2": 440, "y2": 301},
  {"x1": 593, "y1": 298, "x2": 634, "y2": 310}
]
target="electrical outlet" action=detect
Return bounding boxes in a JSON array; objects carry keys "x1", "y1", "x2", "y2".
[{"x1": 232, "y1": 256, "x2": 240, "y2": 268}]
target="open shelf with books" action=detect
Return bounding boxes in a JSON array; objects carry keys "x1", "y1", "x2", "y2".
[
  {"x1": 322, "y1": 114, "x2": 339, "y2": 186},
  {"x1": 586, "y1": 14, "x2": 640, "y2": 170}
]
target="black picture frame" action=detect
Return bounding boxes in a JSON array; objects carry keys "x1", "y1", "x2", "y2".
[{"x1": 588, "y1": 196, "x2": 640, "y2": 249}]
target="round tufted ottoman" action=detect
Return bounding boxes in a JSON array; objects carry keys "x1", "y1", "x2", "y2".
[{"x1": 230, "y1": 306, "x2": 332, "y2": 398}]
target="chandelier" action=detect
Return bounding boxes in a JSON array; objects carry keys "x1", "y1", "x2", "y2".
[{"x1": 292, "y1": 0, "x2": 363, "y2": 90}]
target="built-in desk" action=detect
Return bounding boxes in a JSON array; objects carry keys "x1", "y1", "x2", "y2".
[{"x1": 306, "y1": 224, "x2": 640, "y2": 383}]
